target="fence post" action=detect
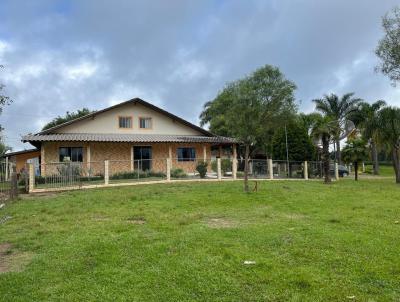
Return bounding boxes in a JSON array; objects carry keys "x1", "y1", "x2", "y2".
[
  {"x1": 28, "y1": 163, "x2": 34, "y2": 193},
  {"x1": 268, "y1": 159, "x2": 273, "y2": 180},
  {"x1": 5, "y1": 157, "x2": 9, "y2": 181},
  {"x1": 166, "y1": 158, "x2": 171, "y2": 181},
  {"x1": 104, "y1": 160, "x2": 109, "y2": 185},
  {"x1": 217, "y1": 158, "x2": 222, "y2": 181},
  {"x1": 362, "y1": 162, "x2": 365, "y2": 173},
  {"x1": 232, "y1": 158, "x2": 237, "y2": 180},
  {"x1": 10, "y1": 171, "x2": 18, "y2": 200},
  {"x1": 304, "y1": 161, "x2": 308, "y2": 180},
  {"x1": 335, "y1": 162, "x2": 339, "y2": 180}
]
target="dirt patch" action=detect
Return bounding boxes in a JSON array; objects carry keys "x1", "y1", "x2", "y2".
[
  {"x1": 19, "y1": 192, "x2": 60, "y2": 199},
  {"x1": 92, "y1": 216, "x2": 111, "y2": 222},
  {"x1": 0, "y1": 243, "x2": 33, "y2": 273},
  {"x1": 206, "y1": 218, "x2": 238, "y2": 229},
  {"x1": 126, "y1": 217, "x2": 146, "y2": 224},
  {"x1": 281, "y1": 213, "x2": 307, "y2": 220}
]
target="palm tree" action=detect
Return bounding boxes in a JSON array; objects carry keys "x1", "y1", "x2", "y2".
[
  {"x1": 313, "y1": 93, "x2": 361, "y2": 164},
  {"x1": 310, "y1": 114, "x2": 337, "y2": 184},
  {"x1": 351, "y1": 100, "x2": 386, "y2": 175},
  {"x1": 376, "y1": 106, "x2": 400, "y2": 183},
  {"x1": 342, "y1": 139, "x2": 369, "y2": 181}
]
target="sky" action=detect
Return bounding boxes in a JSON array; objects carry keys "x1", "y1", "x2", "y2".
[{"x1": 0, "y1": 0, "x2": 399, "y2": 150}]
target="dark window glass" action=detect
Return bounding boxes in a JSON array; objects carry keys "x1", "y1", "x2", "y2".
[
  {"x1": 139, "y1": 117, "x2": 152, "y2": 129},
  {"x1": 119, "y1": 116, "x2": 132, "y2": 128},
  {"x1": 177, "y1": 147, "x2": 196, "y2": 162},
  {"x1": 59, "y1": 147, "x2": 83, "y2": 162}
]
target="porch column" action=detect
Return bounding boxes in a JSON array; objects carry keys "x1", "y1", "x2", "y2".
[
  {"x1": 168, "y1": 145, "x2": 173, "y2": 169},
  {"x1": 218, "y1": 145, "x2": 223, "y2": 158},
  {"x1": 40, "y1": 144, "x2": 46, "y2": 177},
  {"x1": 232, "y1": 144, "x2": 237, "y2": 180},
  {"x1": 203, "y1": 145, "x2": 207, "y2": 162},
  {"x1": 86, "y1": 144, "x2": 91, "y2": 175},
  {"x1": 130, "y1": 146, "x2": 134, "y2": 171}
]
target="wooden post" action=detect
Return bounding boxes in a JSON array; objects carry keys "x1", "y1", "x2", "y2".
[
  {"x1": 104, "y1": 160, "x2": 109, "y2": 185},
  {"x1": 203, "y1": 145, "x2": 207, "y2": 161},
  {"x1": 217, "y1": 158, "x2": 222, "y2": 180},
  {"x1": 304, "y1": 161, "x2": 308, "y2": 180},
  {"x1": 28, "y1": 163, "x2": 34, "y2": 193},
  {"x1": 268, "y1": 159, "x2": 273, "y2": 179},
  {"x1": 218, "y1": 145, "x2": 223, "y2": 158},
  {"x1": 166, "y1": 158, "x2": 171, "y2": 181},
  {"x1": 335, "y1": 162, "x2": 339, "y2": 180},
  {"x1": 362, "y1": 162, "x2": 365, "y2": 173},
  {"x1": 5, "y1": 156, "x2": 8, "y2": 181},
  {"x1": 10, "y1": 171, "x2": 18, "y2": 200}
]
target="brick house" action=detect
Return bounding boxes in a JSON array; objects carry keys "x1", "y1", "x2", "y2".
[{"x1": 22, "y1": 98, "x2": 236, "y2": 176}]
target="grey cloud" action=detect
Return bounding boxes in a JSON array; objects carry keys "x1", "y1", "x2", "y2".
[{"x1": 0, "y1": 0, "x2": 399, "y2": 150}]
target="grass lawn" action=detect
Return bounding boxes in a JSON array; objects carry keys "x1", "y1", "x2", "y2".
[{"x1": 1, "y1": 179, "x2": 400, "y2": 301}]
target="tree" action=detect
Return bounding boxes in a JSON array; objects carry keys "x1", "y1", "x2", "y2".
[
  {"x1": 0, "y1": 136, "x2": 11, "y2": 156},
  {"x1": 351, "y1": 100, "x2": 386, "y2": 175},
  {"x1": 313, "y1": 93, "x2": 361, "y2": 164},
  {"x1": 310, "y1": 114, "x2": 337, "y2": 184},
  {"x1": 342, "y1": 139, "x2": 369, "y2": 181},
  {"x1": 272, "y1": 120, "x2": 315, "y2": 161},
  {"x1": 376, "y1": 106, "x2": 400, "y2": 183},
  {"x1": 0, "y1": 65, "x2": 12, "y2": 130},
  {"x1": 200, "y1": 65, "x2": 297, "y2": 191},
  {"x1": 42, "y1": 108, "x2": 95, "y2": 130},
  {"x1": 375, "y1": 7, "x2": 400, "y2": 84}
]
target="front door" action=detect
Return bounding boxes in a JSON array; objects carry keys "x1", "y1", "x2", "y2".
[{"x1": 134, "y1": 146, "x2": 152, "y2": 171}]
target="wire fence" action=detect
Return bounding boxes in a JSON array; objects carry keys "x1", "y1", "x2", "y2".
[
  {"x1": 27, "y1": 158, "x2": 326, "y2": 192},
  {"x1": 0, "y1": 161, "x2": 17, "y2": 201}
]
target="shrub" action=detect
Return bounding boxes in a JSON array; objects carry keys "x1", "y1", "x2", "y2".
[
  {"x1": 211, "y1": 159, "x2": 232, "y2": 174},
  {"x1": 171, "y1": 168, "x2": 187, "y2": 178},
  {"x1": 196, "y1": 161, "x2": 208, "y2": 178},
  {"x1": 57, "y1": 162, "x2": 82, "y2": 177},
  {"x1": 110, "y1": 170, "x2": 165, "y2": 180}
]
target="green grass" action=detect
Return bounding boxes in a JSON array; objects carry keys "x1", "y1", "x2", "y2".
[
  {"x1": 1, "y1": 179, "x2": 400, "y2": 301},
  {"x1": 364, "y1": 164, "x2": 395, "y2": 177}
]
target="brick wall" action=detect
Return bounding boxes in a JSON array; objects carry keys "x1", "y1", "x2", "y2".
[{"x1": 41, "y1": 141, "x2": 213, "y2": 176}]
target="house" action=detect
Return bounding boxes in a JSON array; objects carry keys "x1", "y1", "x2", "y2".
[
  {"x1": 2, "y1": 148, "x2": 41, "y2": 174},
  {"x1": 22, "y1": 98, "x2": 236, "y2": 177}
]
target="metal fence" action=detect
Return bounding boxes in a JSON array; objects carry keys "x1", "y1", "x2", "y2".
[
  {"x1": 27, "y1": 158, "x2": 327, "y2": 192},
  {"x1": 0, "y1": 161, "x2": 17, "y2": 201}
]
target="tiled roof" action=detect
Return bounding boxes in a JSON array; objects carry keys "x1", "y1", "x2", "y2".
[{"x1": 22, "y1": 133, "x2": 237, "y2": 144}]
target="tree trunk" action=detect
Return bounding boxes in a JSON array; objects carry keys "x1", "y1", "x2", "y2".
[
  {"x1": 336, "y1": 139, "x2": 341, "y2": 164},
  {"x1": 244, "y1": 144, "x2": 250, "y2": 192},
  {"x1": 392, "y1": 148, "x2": 400, "y2": 184},
  {"x1": 371, "y1": 140, "x2": 379, "y2": 175},
  {"x1": 354, "y1": 162, "x2": 358, "y2": 181},
  {"x1": 323, "y1": 136, "x2": 331, "y2": 184}
]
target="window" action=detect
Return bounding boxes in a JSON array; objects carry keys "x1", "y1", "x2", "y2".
[
  {"x1": 119, "y1": 116, "x2": 132, "y2": 128},
  {"x1": 59, "y1": 147, "x2": 83, "y2": 162},
  {"x1": 177, "y1": 147, "x2": 196, "y2": 162},
  {"x1": 139, "y1": 117, "x2": 152, "y2": 129}
]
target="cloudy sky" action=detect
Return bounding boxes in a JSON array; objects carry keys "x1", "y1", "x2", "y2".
[{"x1": 0, "y1": 0, "x2": 399, "y2": 150}]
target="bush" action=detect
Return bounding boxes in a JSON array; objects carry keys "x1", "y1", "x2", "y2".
[
  {"x1": 110, "y1": 170, "x2": 165, "y2": 180},
  {"x1": 211, "y1": 159, "x2": 232, "y2": 174},
  {"x1": 170, "y1": 168, "x2": 187, "y2": 178},
  {"x1": 196, "y1": 161, "x2": 208, "y2": 178},
  {"x1": 57, "y1": 162, "x2": 82, "y2": 177}
]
